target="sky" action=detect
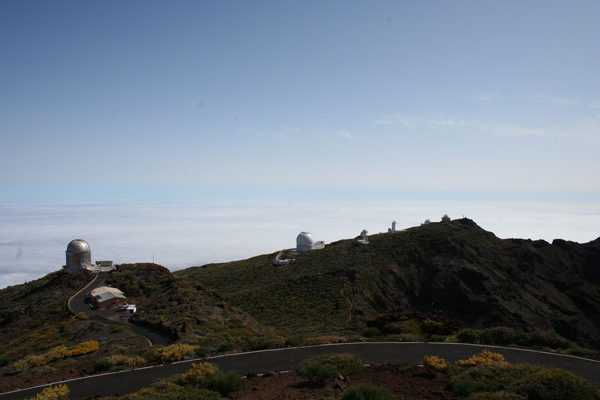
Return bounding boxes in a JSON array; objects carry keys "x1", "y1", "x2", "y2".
[{"x1": 0, "y1": 1, "x2": 599, "y2": 288}]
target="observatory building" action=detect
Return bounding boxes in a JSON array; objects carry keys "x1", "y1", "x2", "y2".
[
  {"x1": 64, "y1": 239, "x2": 92, "y2": 273},
  {"x1": 296, "y1": 232, "x2": 325, "y2": 253}
]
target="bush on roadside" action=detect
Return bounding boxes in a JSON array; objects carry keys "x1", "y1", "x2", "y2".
[
  {"x1": 29, "y1": 384, "x2": 69, "y2": 400},
  {"x1": 456, "y1": 350, "x2": 508, "y2": 368},
  {"x1": 10, "y1": 341, "x2": 100, "y2": 373},
  {"x1": 181, "y1": 362, "x2": 219, "y2": 384},
  {"x1": 201, "y1": 370, "x2": 247, "y2": 396},
  {"x1": 423, "y1": 355, "x2": 447, "y2": 373},
  {"x1": 297, "y1": 353, "x2": 364, "y2": 383},
  {"x1": 93, "y1": 358, "x2": 114, "y2": 373},
  {"x1": 216, "y1": 341, "x2": 237, "y2": 353},
  {"x1": 297, "y1": 359, "x2": 339, "y2": 383},
  {"x1": 244, "y1": 337, "x2": 283, "y2": 351},
  {"x1": 153, "y1": 344, "x2": 198, "y2": 363},
  {"x1": 361, "y1": 327, "x2": 380, "y2": 338}
]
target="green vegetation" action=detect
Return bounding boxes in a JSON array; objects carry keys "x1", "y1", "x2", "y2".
[
  {"x1": 10, "y1": 340, "x2": 99, "y2": 373},
  {"x1": 152, "y1": 344, "x2": 198, "y2": 363},
  {"x1": 200, "y1": 370, "x2": 247, "y2": 396},
  {"x1": 339, "y1": 384, "x2": 395, "y2": 400},
  {"x1": 27, "y1": 384, "x2": 69, "y2": 400},
  {"x1": 98, "y1": 362, "x2": 245, "y2": 400},
  {"x1": 177, "y1": 219, "x2": 600, "y2": 351},
  {"x1": 297, "y1": 353, "x2": 364, "y2": 382},
  {"x1": 106, "y1": 263, "x2": 278, "y2": 348},
  {"x1": 417, "y1": 350, "x2": 600, "y2": 399}
]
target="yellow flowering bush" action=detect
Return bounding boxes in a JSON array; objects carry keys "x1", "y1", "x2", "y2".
[
  {"x1": 106, "y1": 354, "x2": 146, "y2": 367},
  {"x1": 153, "y1": 344, "x2": 197, "y2": 362},
  {"x1": 423, "y1": 355, "x2": 447, "y2": 372},
  {"x1": 456, "y1": 350, "x2": 508, "y2": 367},
  {"x1": 123, "y1": 356, "x2": 146, "y2": 367},
  {"x1": 10, "y1": 341, "x2": 100, "y2": 373},
  {"x1": 68, "y1": 340, "x2": 99, "y2": 357},
  {"x1": 181, "y1": 362, "x2": 220, "y2": 383},
  {"x1": 30, "y1": 385, "x2": 69, "y2": 400},
  {"x1": 68, "y1": 312, "x2": 88, "y2": 323}
]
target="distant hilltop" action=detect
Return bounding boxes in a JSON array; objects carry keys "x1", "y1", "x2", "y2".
[{"x1": 178, "y1": 218, "x2": 600, "y2": 349}]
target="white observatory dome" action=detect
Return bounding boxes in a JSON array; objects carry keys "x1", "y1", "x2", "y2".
[{"x1": 296, "y1": 232, "x2": 315, "y2": 253}]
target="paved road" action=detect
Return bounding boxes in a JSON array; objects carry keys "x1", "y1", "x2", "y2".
[
  {"x1": 68, "y1": 272, "x2": 171, "y2": 346},
  {"x1": 2, "y1": 342, "x2": 599, "y2": 400}
]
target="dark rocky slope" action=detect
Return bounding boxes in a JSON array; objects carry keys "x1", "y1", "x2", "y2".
[{"x1": 179, "y1": 219, "x2": 600, "y2": 347}]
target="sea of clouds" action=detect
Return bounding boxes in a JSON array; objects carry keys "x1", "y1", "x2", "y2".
[{"x1": 1, "y1": 199, "x2": 598, "y2": 289}]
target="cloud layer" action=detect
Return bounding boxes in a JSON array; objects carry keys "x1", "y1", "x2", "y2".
[{"x1": 2, "y1": 198, "x2": 598, "y2": 289}]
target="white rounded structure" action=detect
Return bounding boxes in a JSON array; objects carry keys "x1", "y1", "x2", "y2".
[
  {"x1": 65, "y1": 239, "x2": 92, "y2": 273},
  {"x1": 296, "y1": 232, "x2": 315, "y2": 253}
]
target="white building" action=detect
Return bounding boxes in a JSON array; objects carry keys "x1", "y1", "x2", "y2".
[
  {"x1": 126, "y1": 305, "x2": 137, "y2": 318},
  {"x1": 296, "y1": 232, "x2": 325, "y2": 253}
]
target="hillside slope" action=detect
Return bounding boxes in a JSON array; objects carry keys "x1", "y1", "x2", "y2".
[
  {"x1": 177, "y1": 219, "x2": 600, "y2": 347},
  {"x1": 105, "y1": 263, "x2": 276, "y2": 344}
]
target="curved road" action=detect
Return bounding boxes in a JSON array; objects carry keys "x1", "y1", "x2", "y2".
[
  {"x1": 69, "y1": 272, "x2": 170, "y2": 346},
  {"x1": 1, "y1": 342, "x2": 599, "y2": 400}
]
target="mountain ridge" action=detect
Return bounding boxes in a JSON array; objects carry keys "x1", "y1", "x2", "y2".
[{"x1": 177, "y1": 218, "x2": 600, "y2": 347}]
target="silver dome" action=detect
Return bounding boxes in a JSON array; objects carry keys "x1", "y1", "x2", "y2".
[
  {"x1": 65, "y1": 239, "x2": 92, "y2": 271},
  {"x1": 66, "y1": 239, "x2": 90, "y2": 253}
]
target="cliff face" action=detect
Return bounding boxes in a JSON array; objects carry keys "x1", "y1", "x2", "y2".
[{"x1": 180, "y1": 219, "x2": 600, "y2": 347}]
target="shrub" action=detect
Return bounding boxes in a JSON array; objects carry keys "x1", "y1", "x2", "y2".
[
  {"x1": 285, "y1": 336, "x2": 305, "y2": 347},
  {"x1": 132, "y1": 385, "x2": 222, "y2": 400},
  {"x1": 383, "y1": 321, "x2": 421, "y2": 335},
  {"x1": 340, "y1": 383, "x2": 395, "y2": 400},
  {"x1": 451, "y1": 373, "x2": 478, "y2": 396},
  {"x1": 194, "y1": 346, "x2": 210, "y2": 357},
  {"x1": 0, "y1": 354, "x2": 13, "y2": 367},
  {"x1": 244, "y1": 337, "x2": 283, "y2": 351},
  {"x1": 68, "y1": 340, "x2": 99, "y2": 357},
  {"x1": 456, "y1": 350, "x2": 508, "y2": 368},
  {"x1": 93, "y1": 358, "x2": 113, "y2": 373},
  {"x1": 456, "y1": 329, "x2": 488, "y2": 344},
  {"x1": 297, "y1": 353, "x2": 364, "y2": 383},
  {"x1": 154, "y1": 344, "x2": 197, "y2": 362},
  {"x1": 297, "y1": 359, "x2": 339, "y2": 383},
  {"x1": 528, "y1": 331, "x2": 571, "y2": 350},
  {"x1": 423, "y1": 355, "x2": 447, "y2": 373},
  {"x1": 123, "y1": 356, "x2": 146, "y2": 367},
  {"x1": 29, "y1": 384, "x2": 69, "y2": 400},
  {"x1": 181, "y1": 362, "x2": 219, "y2": 383},
  {"x1": 68, "y1": 313, "x2": 88, "y2": 322},
  {"x1": 487, "y1": 327, "x2": 528, "y2": 346},
  {"x1": 520, "y1": 368, "x2": 600, "y2": 400},
  {"x1": 201, "y1": 370, "x2": 247, "y2": 396},
  {"x1": 216, "y1": 341, "x2": 237, "y2": 353},
  {"x1": 361, "y1": 327, "x2": 380, "y2": 338},
  {"x1": 314, "y1": 353, "x2": 364, "y2": 376}
]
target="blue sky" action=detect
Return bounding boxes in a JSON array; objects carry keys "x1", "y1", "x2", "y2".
[
  {"x1": 1, "y1": 0, "x2": 599, "y2": 202},
  {"x1": 1, "y1": 1, "x2": 600, "y2": 288}
]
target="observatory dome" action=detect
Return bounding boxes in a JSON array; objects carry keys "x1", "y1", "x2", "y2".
[
  {"x1": 296, "y1": 232, "x2": 315, "y2": 253},
  {"x1": 67, "y1": 239, "x2": 91, "y2": 253},
  {"x1": 65, "y1": 239, "x2": 92, "y2": 272}
]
